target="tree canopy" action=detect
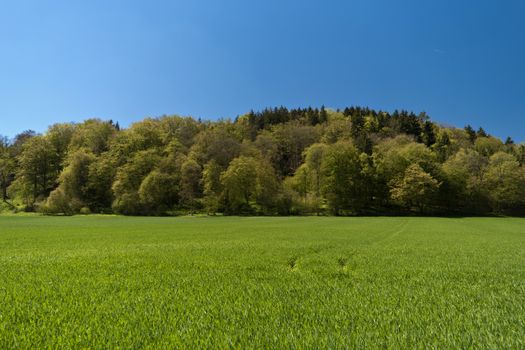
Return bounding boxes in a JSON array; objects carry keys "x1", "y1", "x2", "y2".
[{"x1": 1, "y1": 107, "x2": 524, "y2": 216}]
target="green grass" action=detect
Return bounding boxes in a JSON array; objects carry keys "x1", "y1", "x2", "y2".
[{"x1": 0, "y1": 216, "x2": 524, "y2": 348}]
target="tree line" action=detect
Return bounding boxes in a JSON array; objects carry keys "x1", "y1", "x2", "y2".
[{"x1": 1, "y1": 106, "x2": 524, "y2": 216}]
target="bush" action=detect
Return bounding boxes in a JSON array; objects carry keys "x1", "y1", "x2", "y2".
[
  {"x1": 42, "y1": 188, "x2": 83, "y2": 215},
  {"x1": 42, "y1": 188, "x2": 71, "y2": 215},
  {"x1": 79, "y1": 207, "x2": 91, "y2": 215}
]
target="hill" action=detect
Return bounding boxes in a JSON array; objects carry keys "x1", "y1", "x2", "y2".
[{"x1": 1, "y1": 106, "x2": 524, "y2": 216}]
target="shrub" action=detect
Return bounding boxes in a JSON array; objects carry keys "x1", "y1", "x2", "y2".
[{"x1": 79, "y1": 207, "x2": 92, "y2": 215}]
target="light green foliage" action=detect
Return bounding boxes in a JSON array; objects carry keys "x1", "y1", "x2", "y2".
[
  {"x1": 441, "y1": 148, "x2": 487, "y2": 211},
  {"x1": 218, "y1": 154, "x2": 281, "y2": 214},
  {"x1": 254, "y1": 158, "x2": 280, "y2": 213},
  {"x1": 158, "y1": 116, "x2": 201, "y2": 150},
  {"x1": 42, "y1": 187, "x2": 74, "y2": 214},
  {"x1": 221, "y1": 156, "x2": 258, "y2": 213},
  {"x1": 112, "y1": 150, "x2": 162, "y2": 214},
  {"x1": 12, "y1": 136, "x2": 56, "y2": 206},
  {"x1": 179, "y1": 158, "x2": 202, "y2": 212},
  {"x1": 390, "y1": 163, "x2": 440, "y2": 212},
  {"x1": 69, "y1": 119, "x2": 116, "y2": 155},
  {"x1": 0, "y1": 136, "x2": 14, "y2": 200},
  {"x1": 321, "y1": 141, "x2": 368, "y2": 214},
  {"x1": 289, "y1": 164, "x2": 310, "y2": 200},
  {"x1": 201, "y1": 160, "x2": 223, "y2": 214},
  {"x1": 46, "y1": 123, "x2": 77, "y2": 160},
  {"x1": 482, "y1": 152, "x2": 525, "y2": 211},
  {"x1": 0, "y1": 216, "x2": 524, "y2": 348},
  {"x1": 138, "y1": 170, "x2": 179, "y2": 214},
  {"x1": 189, "y1": 127, "x2": 241, "y2": 168},
  {"x1": 304, "y1": 143, "x2": 327, "y2": 198},
  {"x1": 442, "y1": 148, "x2": 486, "y2": 191},
  {"x1": 515, "y1": 143, "x2": 525, "y2": 165},
  {"x1": 254, "y1": 131, "x2": 278, "y2": 164},
  {"x1": 432, "y1": 129, "x2": 454, "y2": 161},
  {"x1": 374, "y1": 136, "x2": 436, "y2": 179},
  {"x1": 85, "y1": 155, "x2": 116, "y2": 211},
  {"x1": 321, "y1": 112, "x2": 352, "y2": 144},
  {"x1": 474, "y1": 136, "x2": 504, "y2": 157},
  {"x1": 43, "y1": 149, "x2": 97, "y2": 214},
  {"x1": 60, "y1": 150, "x2": 96, "y2": 200}
]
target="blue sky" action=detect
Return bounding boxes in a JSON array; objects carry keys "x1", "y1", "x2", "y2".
[{"x1": 0, "y1": 0, "x2": 524, "y2": 141}]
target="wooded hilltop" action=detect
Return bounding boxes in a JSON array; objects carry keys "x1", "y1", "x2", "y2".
[{"x1": 1, "y1": 107, "x2": 524, "y2": 216}]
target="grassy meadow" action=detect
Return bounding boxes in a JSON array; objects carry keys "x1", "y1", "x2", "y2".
[{"x1": 0, "y1": 216, "x2": 524, "y2": 348}]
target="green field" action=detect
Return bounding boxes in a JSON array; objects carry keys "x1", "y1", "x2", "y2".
[{"x1": 0, "y1": 216, "x2": 524, "y2": 348}]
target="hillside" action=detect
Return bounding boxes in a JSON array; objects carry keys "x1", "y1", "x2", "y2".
[{"x1": 1, "y1": 107, "x2": 524, "y2": 216}]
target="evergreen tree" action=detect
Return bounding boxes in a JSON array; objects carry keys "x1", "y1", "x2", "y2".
[{"x1": 464, "y1": 125, "x2": 476, "y2": 143}]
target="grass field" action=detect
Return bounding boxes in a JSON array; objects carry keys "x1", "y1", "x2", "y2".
[{"x1": 0, "y1": 216, "x2": 524, "y2": 348}]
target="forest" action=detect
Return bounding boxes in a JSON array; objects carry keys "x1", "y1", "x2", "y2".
[{"x1": 1, "y1": 106, "x2": 524, "y2": 216}]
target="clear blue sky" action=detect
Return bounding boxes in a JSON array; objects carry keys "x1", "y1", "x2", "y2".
[{"x1": 1, "y1": 0, "x2": 524, "y2": 141}]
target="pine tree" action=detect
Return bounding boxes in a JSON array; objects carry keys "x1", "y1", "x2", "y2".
[{"x1": 464, "y1": 125, "x2": 476, "y2": 143}]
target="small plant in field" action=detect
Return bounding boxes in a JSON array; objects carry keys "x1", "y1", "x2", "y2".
[
  {"x1": 288, "y1": 256, "x2": 299, "y2": 270},
  {"x1": 337, "y1": 257, "x2": 348, "y2": 271}
]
